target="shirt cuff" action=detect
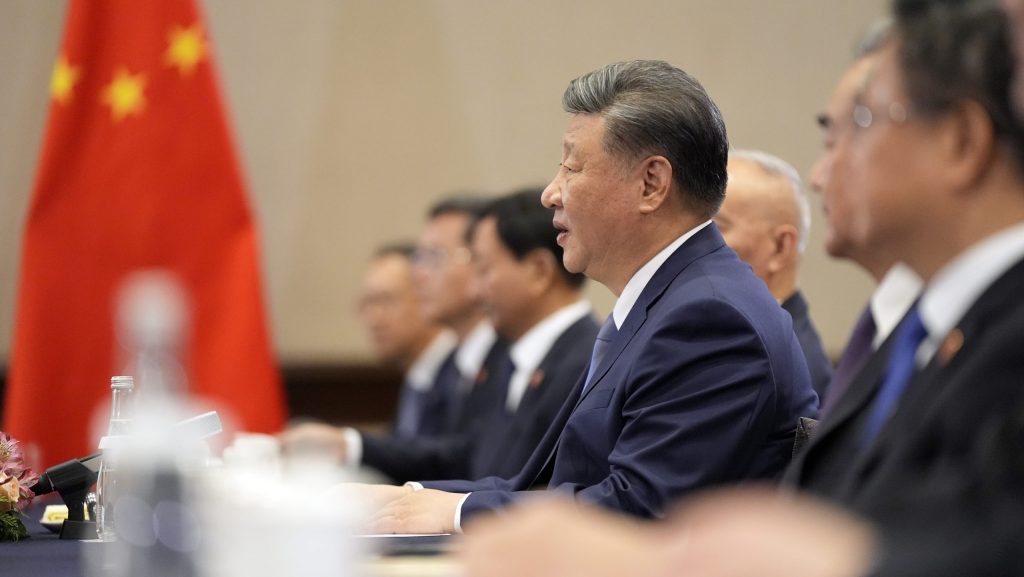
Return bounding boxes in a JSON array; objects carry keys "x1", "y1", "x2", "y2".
[
  {"x1": 453, "y1": 492, "x2": 472, "y2": 534},
  {"x1": 342, "y1": 427, "x2": 362, "y2": 466},
  {"x1": 404, "y1": 483, "x2": 471, "y2": 534}
]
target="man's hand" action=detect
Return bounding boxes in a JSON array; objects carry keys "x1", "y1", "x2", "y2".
[
  {"x1": 278, "y1": 422, "x2": 349, "y2": 462},
  {"x1": 459, "y1": 497, "x2": 664, "y2": 577},
  {"x1": 367, "y1": 488, "x2": 466, "y2": 534}
]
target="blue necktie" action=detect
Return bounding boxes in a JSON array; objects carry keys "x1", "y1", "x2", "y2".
[
  {"x1": 584, "y1": 315, "x2": 617, "y2": 391},
  {"x1": 820, "y1": 306, "x2": 877, "y2": 419},
  {"x1": 862, "y1": 306, "x2": 928, "y2": 445}
]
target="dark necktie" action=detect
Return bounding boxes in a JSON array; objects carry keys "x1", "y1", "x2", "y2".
[
  {"x1": 496, "y1": 355, "x2": 517, "y2": 412},
  {"x1": 393, "y1": 384, "x2": 427, "y2": 438},
  {"x1": 861, "y1": 306, "x2": 928, "y2": 446},
  {"x1": 394, "y1": 351, "x2": 460, "y2": 438},
  {"x1": 820, "y1": 306, "x2": 877, "y2": 419},
  {"x1": 423, "y1": 351, "x2": 461, "y2": 435},
  {"x1": 584, "y1": 315, "x2": 617, "y2": 391}
]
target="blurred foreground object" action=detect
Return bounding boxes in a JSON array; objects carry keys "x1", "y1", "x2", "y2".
[
  {"x1": 459, "y1": 490, "x2": 877, "y2": 577},
  {"x1": 198, "y1": 434, "x2": 363, "y2": 577}
]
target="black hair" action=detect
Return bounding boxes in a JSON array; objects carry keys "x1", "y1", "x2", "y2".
[
  {"x1": 472, "y1": 188, "x2": 586, "y2": 288},
  {"x1": 893, "y1": 0, "x2": 1024, "y2": 171}
]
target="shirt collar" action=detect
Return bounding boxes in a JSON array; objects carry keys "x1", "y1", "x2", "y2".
[
  {"x1": 612, "y1": 220, "x2": 712, "y2": 329},
  {"x1": 405, "y1": 329, "x2": 457, "y2": 392},
  {"x1": 869, "y1": 262, "x2": 923, "y2": 348},
  {"x1": 509, "y1": 300, "x2": 592, "y2": 376},
  {"x1": 507, "y1": 300, "x2": 592, "y2": 412},
  {"x1": 918, "y1": 222, "x2": 1024, "y2": 364},
  {"x1": 454, "y1": 320, "x2": 498, "y2": 382}
]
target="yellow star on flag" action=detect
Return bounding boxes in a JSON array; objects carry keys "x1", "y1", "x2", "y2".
[
  {"x1": 50, "y1": 56, "x2": 80, "y2": 105},
  {"x1": 165, "y1": 24, "x2": 207, "y2": 75},
  {"x1": 101, "y1": 69, "x2": 146, "y2": 121}
]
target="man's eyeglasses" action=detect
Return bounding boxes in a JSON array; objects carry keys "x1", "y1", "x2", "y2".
[
  {"x1": 817, "y1": 101, "x2": 911, "y2": 136},
  {"x1": 412, "y1": 246, "x2": 472, "y2": 268}
]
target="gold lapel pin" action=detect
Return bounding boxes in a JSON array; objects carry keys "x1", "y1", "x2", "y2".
[{"x1": 938, "y1": 328, "x2": 964, "y2": 366}]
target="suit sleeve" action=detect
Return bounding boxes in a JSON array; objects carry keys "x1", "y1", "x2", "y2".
[
  {"x1": 361, "y1": 433, "x2": 473, "y2": 483},
  {"x1": 545, "y1": 299, "x2": 789, "y2": 517},
  {"x1": 429, "y1": 298, "x2": 801, "y2": 523}
]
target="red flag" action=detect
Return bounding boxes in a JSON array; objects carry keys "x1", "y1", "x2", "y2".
[{"x1": 4, "y1": 0, "x2": 286, "y2": 467}]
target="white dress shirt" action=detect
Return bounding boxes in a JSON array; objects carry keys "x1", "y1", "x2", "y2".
[
  {"x1": 506, "y1": 300, "x2": 593, "y2": 412},
  {"x1": 870, "y1": 263, "x2": 923, "y2": 349},
  {"x1": 404, "y1": 330, "x2": 459, "y2": 392},
  {"x1": 917, "y1": 222, "x2": 1024, "y2": 366},
  {"x1": 613, "y1": 220, "x2": 712, "y2": 328},
  {"x1": 345, "y1": 330, "x2": 457, "y2": 466},
  {"x1": 454, "y1": 321, "x2": 498, "y2": 393}
]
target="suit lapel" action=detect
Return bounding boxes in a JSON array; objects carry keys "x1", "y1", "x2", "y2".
[
  {"x1": 810, "y1": 258, "x2": 1024, "y2": 496},
  {"x1": 817, "y1": 336, "x2": 893, "y2": 439},
  {"x1": 848, "y1": 258, "x2": 1024, "y2": 483},
  {"x1": 787, "y1": 324, "x2": 897, "y2": 485},
  {"x1": 525, "y1": 369, "x2": 588, "y2": 488},
  {"x1": 574, "y1": 224, "x2": 727, "y2": 408}
]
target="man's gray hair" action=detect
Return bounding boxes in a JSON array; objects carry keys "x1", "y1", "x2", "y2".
[
  {"x1": 561, "y1": 60, "x2": 730, "y2": 216},
  {"x1": 730, "y1": 149, "x2": 812, "y2": 254}
]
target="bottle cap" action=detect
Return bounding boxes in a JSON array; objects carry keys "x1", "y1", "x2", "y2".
[{"x1": 110, "y1": 375, "x2": 134, "y2": 390}]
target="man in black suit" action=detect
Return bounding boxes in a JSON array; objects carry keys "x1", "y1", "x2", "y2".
[
  {"x1": 784, "y1": 0, "x2": 1024, "y2": 516},
  {"x1": 715, "y1": 149, "x2": 833, "y2": 399},
  {"x1": 464, "y1": 189, "x2": 598, "y2": 479},
  {"x1": 281, "y1": 196, "x2": 507, "y2": 468},
  {"x1": 346, "y1": 190, "x2": 598, "y2": 482}
]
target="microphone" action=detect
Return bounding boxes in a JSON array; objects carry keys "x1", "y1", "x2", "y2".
[
  {"x1": 31, "y1": 452, "x2": 103, "y2": 539},
  {"x1": 30, "y1": 452, "x2": 102, "y2": 497}
]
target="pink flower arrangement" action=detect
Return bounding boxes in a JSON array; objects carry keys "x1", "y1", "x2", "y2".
[{"x1": 0, "y1": 432, "x2": 39, "y2": 512}]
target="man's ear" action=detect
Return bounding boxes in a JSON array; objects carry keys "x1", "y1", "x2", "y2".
[
  {"x1": 637, "y1": 155, "x2": 674, "y2": 214},
  {"x1": 939, "y1": 99, "x2": 998, "y2": 193},
  {"x1": 767, "y1": 224, "x2": 799, "y2": 274},
  {"x1": 523, "y1": 248, "x2": 559, "y2": 293}
]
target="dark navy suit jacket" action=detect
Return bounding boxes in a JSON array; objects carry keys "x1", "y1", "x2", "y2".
[
  {"x1": 469, "y1": 315, "x2": 598, "y2": 479},
  {"x1": 361, "y1": 340, "x2": 509, "y2": 482},
  {"x1": 782, "y1": 290, "x2": 833, "y2": 402},
  {"x1": 361, "y1": 317, "x2": 597, "y2": 483},
  {"x1": 424, "y1": 224, "x2": 818, "y2": 523}
]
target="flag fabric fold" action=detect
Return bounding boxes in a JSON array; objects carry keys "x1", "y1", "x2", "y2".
[{"x1": 4, "y1": 0, "x2": 285, "y2": 467}]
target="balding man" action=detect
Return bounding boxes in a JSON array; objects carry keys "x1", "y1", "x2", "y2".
[{"x1": 716, "y1": 150, "x2": 833, "y2": 399}]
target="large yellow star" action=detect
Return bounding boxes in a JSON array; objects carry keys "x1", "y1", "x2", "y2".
[
  {"x1": 50, "y1": 55, "x2": 80, "y2": 105},
  {"x1": 165, "y1": 24, "x2": 207, "y2": 76},
  {"x1": 101, "y1": 69, "x2": 146, "y2": 121}
]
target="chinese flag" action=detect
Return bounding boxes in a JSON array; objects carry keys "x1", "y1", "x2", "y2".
[{"x1": 4, "y1": 0, "x2": 286, "y2": 467}]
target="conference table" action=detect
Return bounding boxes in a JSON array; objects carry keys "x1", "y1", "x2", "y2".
[{"x1": 3, "y1": 499, "x2": 462, "y2": 577}]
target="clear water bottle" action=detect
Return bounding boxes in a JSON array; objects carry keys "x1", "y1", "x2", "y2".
[{"x1": 96, "y1": 375, "x2": 134, "y2": 541}]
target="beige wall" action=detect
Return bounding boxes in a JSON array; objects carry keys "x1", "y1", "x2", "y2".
[{"x1": 0, "y1": 0, "x2": 885, "y2": 365}]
